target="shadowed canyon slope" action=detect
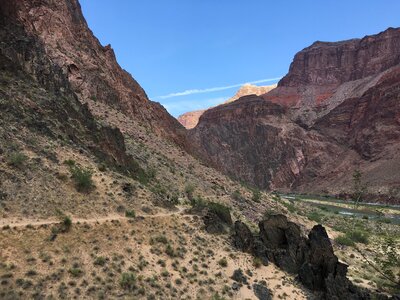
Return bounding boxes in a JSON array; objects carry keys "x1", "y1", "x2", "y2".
[
  {"x1": 1, "y1": 0, "x2": 187, "y2": 145},
  {"x1": 177, "y1": 84, "x2": 276, "y2": 129},
  {"x1": 191, "y1": 28, "x2": 400, "y2": 203}
]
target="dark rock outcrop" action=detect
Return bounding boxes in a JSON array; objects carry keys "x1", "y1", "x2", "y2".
[
  {"x1": 259, "y1": 215, "x2": 307, "y2": 273},
  {"x1": 232, "y1": 221, "x2": 255, "y2": 251},
  {"x1": 231, "y1": 269, "x2": 248, "y2": 284},
  {"x1": 253, "y1": 283, "x2": 272, "y2": 300},
  {"x1": 232, "y1": 221, "x2": 269, "y2": 265},
  {"x1": 232, "y1": 214, "x2": 370, "y2": 299}
]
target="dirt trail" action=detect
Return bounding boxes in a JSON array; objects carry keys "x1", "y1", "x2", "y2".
[{"x1": 0, "y1": 206, "x2": 186, "y2": 228}]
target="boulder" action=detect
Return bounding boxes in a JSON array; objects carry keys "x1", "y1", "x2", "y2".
[
  {"x1": 231, "y1": 269, "x2": 248, "y2": 284},
  {"x1": 253, "y1": 283, "x2": 272, "y2": 300},
  {"x1": 232, "y1": 221, "x2": 268, "y2": 265},
  {"x1": 232, "y1": 221, "x2": 254, "y2": 251}
]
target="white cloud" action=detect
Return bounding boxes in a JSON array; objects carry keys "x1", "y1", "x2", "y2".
[
  {"x1": 153, "y1": 77, "x2": 282, "y2": 99},
  {"x1": 164, "y1": 96, "x2": 227, "y2": 117}
]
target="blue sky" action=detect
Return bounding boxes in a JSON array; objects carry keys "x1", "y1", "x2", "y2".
[{"x1": 80, "y1": 1, "x2": 400, "y2": 117}]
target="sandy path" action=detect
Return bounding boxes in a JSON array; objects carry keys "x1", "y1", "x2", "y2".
[{"x1": 0, "y1": 206, "x2": 185, "y2": 228}]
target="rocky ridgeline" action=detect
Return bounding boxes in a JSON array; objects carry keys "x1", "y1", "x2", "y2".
[{"x1": 191, "y1": 28, "x2": 400, "y2": 203}]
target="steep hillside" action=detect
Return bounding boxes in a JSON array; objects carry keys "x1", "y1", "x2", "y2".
[
  {"x1": 192, "y1": 28, "x2": 400, "y2": 203},
  {"x1": 177, "y1": 84, "x2": 276, "y2": 129},
  {"x1": 1, "y1": 0, "x2": 187, "y2": 145},
  {"x1": 0, "y1": 1, "x2": 399, "y2": 299}
]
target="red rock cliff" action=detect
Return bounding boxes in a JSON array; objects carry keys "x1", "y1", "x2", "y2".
[
  {"x1": 193, "y1": 28, "x2": 400, "y2": 202},
  {"x1": 2, "y1": 0, "x2": 187, "y2": 145}
]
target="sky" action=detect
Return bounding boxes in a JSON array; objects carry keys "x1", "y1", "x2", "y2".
[{"x1": 80, "y1": 1, "x2": 400, "y2": 117}]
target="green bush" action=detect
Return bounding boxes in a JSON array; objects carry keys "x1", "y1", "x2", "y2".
[
  {"x1": 165, "y1": 244, "x2": 176, "y2": 257},
  {"x1": 378, "y1": 217, "x2": 392, "y2": 224},
  {"x1": 307, "y1": 211, "x2": 323, "y2": 223},
  {"x1": 94, "y1": 256, "x2": 107, "y2": 266},
  {"x1": 151, "y1": 235, "x2": 168, "y2": 245},
  {"x1": 282, "y1": 201, "x2": 296, "y2": 213},
  {"x1": 63, "y1": 159, "x2": 75, "y2": 167},
  {"x1": 68, "y1": 268, "x2": 83, "y2": 277},
  {"x1": 211, "y1": 293, "x2": 226, "y2": 300},
  {"x1": 335, "y1": 230, "x2": 369, "y2": 246},
  {"x1": 252, "y1": 190, "x2": 261, "y2": 202},
  {"x1": 253, "y1": 257, "x2": 263, "y2": 268},
  {"x1": 207, "y1": 201, "x2": 232, "y2": 224},
  {"x1": 218, "y1": 257, "x2": 228, "y2": 267},
  {"x1": 125, "y1": 210, "x2": 136, "y2": 218},
  {"x1": 7, "y1": 152, "x2": 28, "y2": 168},
  {"x1": 185, "y1": 183, "x2": 195, "y2": 200},
  {"x1": 69, "y1": 165, "x2": 94, "y2": 192},
  {"x1": 61, "y1": 216, "x2": 72, "y2": 232},
  {"x1": 347, "y1": 230, "x2": 369, "y2": 244},
  {"x1": 335, "y1": 235, "x2": 355, "y2": 246},
  {"x1": 120, "y1": 272, "x2": 136, "y2": 291}
]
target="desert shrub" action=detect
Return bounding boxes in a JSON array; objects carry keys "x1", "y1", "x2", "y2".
[
  {"x1": 218, "y1": 257, "x2": 228, "y2": 267},
  {"x1": 7, "y1": 152, "x2": 28, "y2": 168},
  {"x1": 69, "y1": 268, "x2": 83, "y2": 277},
  {"x1": 282, "y1": 201, "x2": 296, "y2": 213},
  {"x1": 231, "y1": 190, "x2": 244, "y2": 201},
  {"x1": 151, "y1": 235, "x2": 168, "y2": 245},
  {"x1": 169, "y1": 193, "x2": 179, "y2": 205},
  {"x1": 307, "y1": 211, "x2": 323, "y2": 223},
  {"x1": 185, "y1": 183, "x2": 195, "y2": 200},
  {"x1": 94, "y1": 257, "x2": 106, "y2": 266},
  {"x1": 137, "y1": 167, "x2": 156, "y2": 185},
  {"x1": 378, "y1": 217, "x2": 392, "y2": 224},
  {"x1": 347, "y1": 230, "x2": 369, "y2": 244},
  {"x1": 211, "y1": 292, "x2": 226, "y2": 300},
  {"x1": 207, "y1": 202, "x2": 231, "y2": 224},
  {"x1": 63, "y1": 159, "x2": 75, "y2": 166},
  {"x1": 125, "y1": 210, "x2": 136, "y2": 218},
  {"x1": 335, "y1": 235, "x2": 355, "y2": 246},
  {"x1": 189, "y1": 195, "x2": 206, "y2": 208},
  {"x1": 253, "y1": 257, "x2": 263, "y2": 268},
  {"x1": 165, "y1": 244, "x2": 176, "y2": 257},
  {"x1": 335, "y1": 230, "x2": 369, "y2": 246},
  {"x1": 120, "y1": 272, "x2": 136, "y2": 291},
  {"x1": 374, "y1": 235, "x2": 400, "y2": 285},
  {"x1": 252, "y1": 189, "x2": 261, "y2": 202},
  {"x1": 98, "y1": 164, "x2": 107, "y2": 172},
  {"x1": 61, "y1": 216, "x2": 72, "y2": 232},
  {"x1": 69, "y1": 165, "x2": 94, "y2": 192}
]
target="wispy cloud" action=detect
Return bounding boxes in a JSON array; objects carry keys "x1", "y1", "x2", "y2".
[
  {"x1": 164, "y1": 96, "x2": 227, "y2": 117},
  {"x1": 153, "y1": 77, "x2": 282, "y2": 99}
]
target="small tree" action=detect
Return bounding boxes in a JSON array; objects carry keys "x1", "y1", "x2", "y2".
[
  {"x1": 352, "y1": 169, "x2": 366, "y2": 208},
  {"x1": 69, "y1": 165, "x2": 94, "y2": 192}
]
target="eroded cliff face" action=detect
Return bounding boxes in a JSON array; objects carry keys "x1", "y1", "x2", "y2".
[
  {"x1": 191, "y1": 95, "x2": 344, "y2": 190},
  {"x1": 177, "y1": 84, "x2": 276, "y2": 129},
  {"x1": 0, "y1": 1, "x2": 151, "y2": 179},
  {"x1": 192, "y1": 28, "x2": 400, "y2": 202},
  {"x1": 1, "y1": 0, "x2": 186, "y2": 145},
  {"x1": 264, "y1": 27, "x2": 400, "y2": 127}
]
